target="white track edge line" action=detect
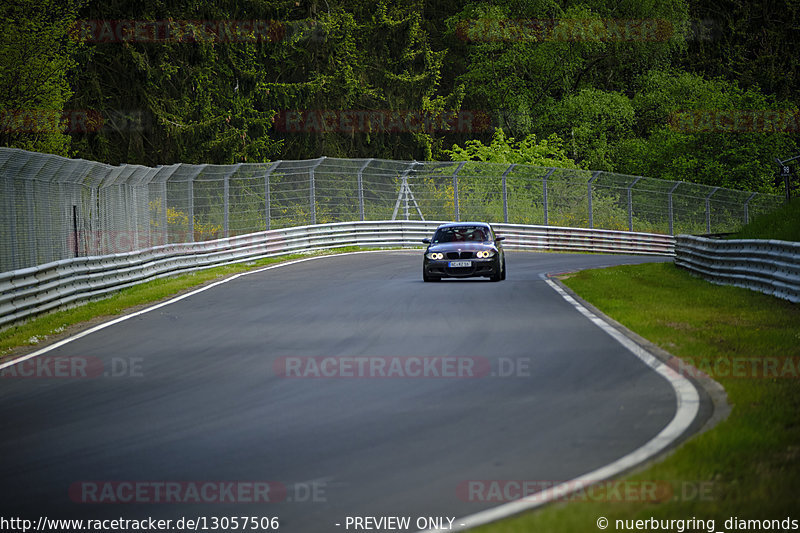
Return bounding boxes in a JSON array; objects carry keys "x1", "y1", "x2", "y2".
[
  {"x1": 419, "y1": 276, "x2": 701, "y2": 532},
  {"x1": 3, "y1": 253, "x2": 701, "y2": 532}
]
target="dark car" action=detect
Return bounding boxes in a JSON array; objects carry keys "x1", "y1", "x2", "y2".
[{"x1": 422, "y1": 222, "x2": 506, "y2": 282}]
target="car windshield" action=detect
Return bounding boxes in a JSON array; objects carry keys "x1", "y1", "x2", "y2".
[{"x1": 432, "y1": 226, "x2": 489, "y2": 243}]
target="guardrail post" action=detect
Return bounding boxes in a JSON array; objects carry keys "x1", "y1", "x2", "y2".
[
  {"x1": 705, "y1": 187, "x2": 719, "y2": 234},
  {"x1": 357, "y1": 159, "x2": 372, "y2": 221},
  {"x1": 627, "y1": 177, "x2": 642, "y2": 232},
  {"x1": 501, "y1": 164, "x2": 515, "y2": 223},
  {"x1": 543, "y1": 168, "x2": 554, "y2": 225},
  {"x1": 264, "y1": 161, "x2": 281, "y2": 230},
  {"x1": 588, "y1": 171, "x2": 601, "y2": 229},
  {"x1": 453, "y1": 161, "x2": 466, "y2": 222},
  {"x1": 744, "y1": 192, "x2": 757, "y2": 225},
  {"x1": 668, "y1": 181, "x2": 681, "y2": 235}
]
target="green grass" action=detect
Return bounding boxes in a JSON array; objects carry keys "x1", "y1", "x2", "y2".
[
  {"x1": 0, "y1": 246, "x2": 375, "y2": 358},
  {"x1": 729, "y1": 197, "x2": 800, "y2": 241},
  {"x1": 474, "y1": 262, "x2": 800, "y2": 532}
]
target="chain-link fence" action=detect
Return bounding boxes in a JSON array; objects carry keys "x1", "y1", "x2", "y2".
[{"x1": 0, "y1": 147, "x2": 783, "y2": 272}]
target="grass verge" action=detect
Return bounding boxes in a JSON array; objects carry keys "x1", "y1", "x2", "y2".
[
  {"x1": 729, "y1": 197, "x2": 800, "y2": 241},
  {"x1": 474, "y1": 262, "x2": 800, "y2": 532},
  {"x1": 0, "y1": 246, "x2": 378, "y2": 360}
]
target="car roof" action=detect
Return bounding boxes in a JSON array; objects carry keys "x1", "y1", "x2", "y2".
[{"x1": 435, "y1": 222, "x2": 493, "y2": 229}]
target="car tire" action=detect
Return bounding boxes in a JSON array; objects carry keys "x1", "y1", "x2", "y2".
[
  {"x1": 423, "y1": 270, "x2": 440, "y2": 282},
  {"x1": 490, "y1": 259, "x2": 505, "y2": 282}
]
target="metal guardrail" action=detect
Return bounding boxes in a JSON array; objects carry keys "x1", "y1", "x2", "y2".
[
  {"x1": 0, "y1": 221, "x2": 674, "y2": 328},
  {"x1": 675, "y1": 235, "x2": 800, "y2": 303},
  {"x1": 1, "y1": 147, "x2": 781, "y2": 272}
]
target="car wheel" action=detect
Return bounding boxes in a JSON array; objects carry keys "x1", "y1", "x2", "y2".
[{"x1": 490, "y1": 259, "x2": 505, "y2": 282}]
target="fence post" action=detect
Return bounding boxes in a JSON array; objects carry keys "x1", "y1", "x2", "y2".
[
  {"x1": 186, "y1": 179, "x2": 193, "y2": 241},
  {"x1": 744, "y1": 192, "x2": 757, "y2": 225},
  {"x1": 222, "y1": 163, "x2": 243, "y2": 238},
  {"x1": 128, "y1": 186, "x2": 136, "y2": 251},
  {"x1": 588, "y1": 171, "x2": 601, "y2": 229},
  {"x1": 627, "y1": 177, "x2": 642, "y2": 232},
  {"x1": 705, "y1": 187, "x2": 719, "y2": 234},
  {"x1": 223, "y1": 173, "x2": 230, "y2": 238},
  {"x1": 25, "y1": 179, "x2": 36, "y2": 266},
  {"x1": 184, "y1": 165, "x2": 208, "y2": 242},
  {"x1": 668, "y1": 181, "x2": 681, "y2": 235},
  {"x1": 58, "y1": 182, "x2": 67, "y2": 262},
  {"x1": 501, "y1": 164, "x2": 515, "y2": 223},
  {"x1": 72, "y1": 205, "x2": 79, "y2": 257},
  {"x1": 161, "y1": 180, "x2": 168, "y2": 244},
  {"x1": 310, "y1": 157, "x2": 326, "y2": 225},
  {"x1": 453, "y1": 161, "x2": 466, "y2": 222},
  {"x1": 3, "y1": 172, "x2": 17, "y2": 270},
  {"x1": 90, "y1": 185, "x2": 98, "y2": 254},
  {"x1": 357, "y1": 159, "x2": 372, "y2": 221},
  {"x1": 43, "y1": 181, "x2": 55, "y2": 264},
  {"x1": 264, "y1": 160, "x2": 281, "y2": 230},
  {"x1": 542, "y1": 168, "x2": 554, "y2": 225}
]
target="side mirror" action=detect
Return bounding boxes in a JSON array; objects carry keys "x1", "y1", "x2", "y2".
[
  {"x1": 422, "y1": 238, "x2": 431, "y2": 244},
  {"x1": 495, "y1": 236, "x2": 506, "y2": 242}
]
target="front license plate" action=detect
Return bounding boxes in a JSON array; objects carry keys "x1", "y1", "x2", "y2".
[{"x1": 449, "y1": 261, "x2": 472, "y2": 268}]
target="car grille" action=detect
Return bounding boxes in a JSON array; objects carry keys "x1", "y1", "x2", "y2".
[{"x1": 445, "y1": 251, "x2": 473, "y2": 259}]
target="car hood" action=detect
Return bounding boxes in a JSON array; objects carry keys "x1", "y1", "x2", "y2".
[{"x1": 427, "y1": 242, "x2": 498, "y2": 253}]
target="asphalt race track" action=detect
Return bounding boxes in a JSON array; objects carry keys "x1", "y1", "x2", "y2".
[{"x1": 0, "y1": 251, "x2": 707, "y2": 532}]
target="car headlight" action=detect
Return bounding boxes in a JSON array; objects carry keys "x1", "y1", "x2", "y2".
[
  {"x1": 476, "y1": 250, "x2": 495, "y2": 258},
  {"x1": 426, "y1": 252, "x2": 444, "y2": 260}
]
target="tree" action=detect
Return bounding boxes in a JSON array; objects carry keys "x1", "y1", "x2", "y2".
[
  {"x1": 447, "y1": 127, "x2": 578, "y2": 167},
  {"x1": 0, "y1": 0, "x2": 81, "y2": 156},
  {"x1": 443, "y1": 0, "x2": 689, "y2": 139},
  {"x1": 616, "y1": 69, "x2": 799, "y2": 192},
  {"x1": 541, "y1": 88, "x2": 635, "y2": 171}
]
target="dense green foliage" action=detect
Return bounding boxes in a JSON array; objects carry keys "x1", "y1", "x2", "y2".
[
  {"x1": 730, "y1": 197, "x2": 800, "y2": 241},
  {"x1": 0, "y1": 0, "x2": 81, "y2": 156},
  {"x1": 1, "y1": 0, "x2": 798, "y2": 193}
]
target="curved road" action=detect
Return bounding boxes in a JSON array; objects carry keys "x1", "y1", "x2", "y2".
[{"x1": 0, "y1": 252, "x2": 704, "y2": 531}]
